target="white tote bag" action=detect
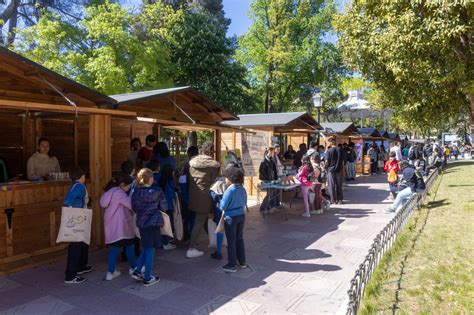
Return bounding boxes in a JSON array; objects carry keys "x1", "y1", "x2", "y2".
[
  {"x1": 173, "y1": 194, "x2": 184, "y2": 241},
  {"x1": 207, "y1": 219, "x2": 228, "y2": 247},
  {"x1": 56, "y1": 207, "x2": 93, "y2": 245},
  {"x1": 160, "y1": 212, "x2": 174, "y2": 238}
]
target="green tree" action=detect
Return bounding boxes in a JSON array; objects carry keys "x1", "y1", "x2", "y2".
[
  {"x1": 236, "y1": 0, "x2": 347, "y2": 113},
  {"x1": 334, "y1": 1, "x2": 473, "y2": 132},
  {"x1": 14, "y1": 1, "x2": 174, "y2": 94},
  {"x1": 167, "y1": 8, "x2": 257, "y2": 114}
]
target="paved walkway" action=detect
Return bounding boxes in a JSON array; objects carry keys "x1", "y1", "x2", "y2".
[{"x1": 0, "y1": 175, "x2": 396, "y2": 315}]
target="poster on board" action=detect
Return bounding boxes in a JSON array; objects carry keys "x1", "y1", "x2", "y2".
[{"x1": 241, "y1": 130, "x2": 268, "y2": 176}]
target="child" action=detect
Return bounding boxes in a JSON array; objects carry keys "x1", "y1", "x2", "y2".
[
  {"x1": 220, "y1": 165, "x2": 247, "y2": 273},
  {"x1": 384, "y1": 152, "x2": 399, "y2": 200},
  {"x1": 64, "y1": 167, "x2": 91, "y2": 284},
  {"x1": 296, "y1": 155, "x2": 314, "y2": 218},
  {"x1": 310, "y1": 154, "x2": 328, "y2": 213},
  {"x1": 210, "y1": 176, "x2": 228, "y2": 260},
  {"x1": 100, "y1": 174, "x2": 137, "y2": 281},
  {"x1": 131, "y1": 168, "x2": 167, "y2": 286},
  {"x1": 120, "y1": 160, "x2": 140, "y2": 261},
  {"x1": 156, "y1": 164, "x2": 177, "y2": 250}
]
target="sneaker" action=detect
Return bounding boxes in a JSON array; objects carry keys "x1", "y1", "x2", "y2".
[
  {"x1": 302, "y1": 213, "x2": 311, "y2": 218},
  {"x1": 222, "y1": 264, "x2": 237, "y2": 273},
  {"x1": 163, "y1": 243, "x2": 176, "y2": 250},
  {"x1": 130, "y1": 270, "x2": 144, "y2": 281},
  {"x1": 143, "y1": 275, "x2": 160, "y2": 287},
  {"x1": 384, "y1": 208, "x2": 395, "y2": 214},
  {"x1": 64, "y1": 276, "x2": 85, "y2": 284},
  {"x1": 77, "y1": 266, "x2": 93, "y2": 275},
  {"x1": 105, "y1": 270, "x2": 121, "y2": 281},
  {"x1": 210, "y1": 251, "x2": 223, "y2": 260},
  {"x1": 238, "y1": 262, "x2": 248, "y2": 269},
  {"x1": 186, "y1": 248, "x2": 204, "y2": 258},
  {"x1": 309, "y1": 210, "x2": 319, "y2": 215}
]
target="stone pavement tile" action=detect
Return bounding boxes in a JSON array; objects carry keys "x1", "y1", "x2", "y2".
[
  {"x1": 245, "y1": 240, "x2": 266, "y2": 251},
  {"x1": 0, "y1": 278, "x2": 21, "y2": 293},
  {"x1": 288, "y1": 293, "x2": 344, "y2": 314},
  {"x1": 192, "y1": 295, "x2": 261, "y2": 315},
  {"x1": 262, "y1": 271, "x2": 301, "y2": 287},
  {"x1": 1, "y1": 295, "x2": 75, "y2": 315},
  {"x1": 0, "y1": 285, "x2": 45, "y2": 311},
  {"x1": 212, "y1": 264, "x2": 264, "y2": 279},
  {"x1": 283, "y1": 248, "x2": 331, "y2": 261},
  {"x1": 286, "y1": 274, "x2": 343, "y2": 298},
  {"x1": 241, "y1": 285, "x2": 304, "y2": 310},
  {"x1": 336, "y1": 223, "x2": 360, "y2": 231},
  {"x1": 121, "y1": 278, "x2": 183, "y2": 300},
  {"x1": 158, "y1": 285, "x2": 217, "y2": 313},
  {"x1": 281, "y1": 231, "x2": 317, "y2": 241},
  {"x1": 157, "y1": 249, "x2": 197, "y2": 265},
  {"x1": 280, "y1": 219, "x2": 310, "y2": 226},
  {"x1": 339, "y1": 237, "x2": 372, "y2": 249},
  {"x1": 252, "y1": 305, "x2": 297, "y2": 315}
]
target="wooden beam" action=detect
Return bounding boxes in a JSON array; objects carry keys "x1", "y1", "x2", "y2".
[{"x1": 0, "y1": 99, "x2": 135, "y2": 117}]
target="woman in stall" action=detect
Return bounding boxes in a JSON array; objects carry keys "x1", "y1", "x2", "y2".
[{"x1": 27, "y1": 137, "x2": 61, "y2": 180}]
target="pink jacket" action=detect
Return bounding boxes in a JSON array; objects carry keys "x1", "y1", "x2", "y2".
[
  {"x1": 297, "y1": 165, "x2": 313, "y2": 187},
  {"x1": 100, "y1": 187, "x2": 135, "y2": 245}
]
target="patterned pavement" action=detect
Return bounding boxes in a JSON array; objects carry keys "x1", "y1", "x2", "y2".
[{"x1": 0, "y1": 174, "x2": 395, "y2": 315}]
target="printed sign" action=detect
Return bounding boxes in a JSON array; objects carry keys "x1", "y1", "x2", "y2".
[{"x1": 241, "y1": 131, "x2": 268, "y2": 176}]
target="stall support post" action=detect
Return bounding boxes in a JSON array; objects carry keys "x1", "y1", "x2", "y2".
[
  {"x1": 214, "y1": 129, "x2": 222, "y2": 163},
  {"x1": 89, "y1": 114, "x2": 112, "y2": 247}
]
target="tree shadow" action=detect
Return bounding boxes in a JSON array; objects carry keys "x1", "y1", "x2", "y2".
[{"x1": 426, "y1": 199, "x2": 449, "y2": 209}]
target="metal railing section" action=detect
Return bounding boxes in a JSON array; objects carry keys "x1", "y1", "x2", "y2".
[{"x1": 346, "y1": 169, "x2": 439, "y2": 314}]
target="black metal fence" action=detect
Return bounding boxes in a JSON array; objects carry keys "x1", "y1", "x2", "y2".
[{"x1": 346, "y1": 169, "x2": 440, "y2": 314}]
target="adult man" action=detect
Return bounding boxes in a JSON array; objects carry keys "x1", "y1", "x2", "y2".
[
  {"x1": 390, "y1": 141, "x2": 403, "y2": 162},
  {"x1": 345, "y1": 143, "x2": 357, "y2": 180},
  {"x1": 293, "y1": 143, "x2": 307, "y2": 169},
  {"x1": 325, "y1": 138, "x2": 344, "y2": 204},
  {"x1": 408, "y1": 143, "x2": 422, "y2": 167}
]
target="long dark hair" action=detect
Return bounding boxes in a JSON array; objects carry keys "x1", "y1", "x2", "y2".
[
  {"x1": 153, "y1": 141, "x2": 170, "y2": 158},
  {"x1": 158, "y1": 164, "x2": 174, "y2": 189},
  {"x1": 104, "y1": 174, "x2": 133, "y2": 192},
  {"x1": 302, "y1": 155, "x2": 314, "y2": 173}
]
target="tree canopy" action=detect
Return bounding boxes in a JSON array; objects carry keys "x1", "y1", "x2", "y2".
[
  {"x1": 236, "y1": 0, "x2": 347, "y2": 114},
  {"x1": 334, "y1": 1, "x2": 473, "y2": 131}
]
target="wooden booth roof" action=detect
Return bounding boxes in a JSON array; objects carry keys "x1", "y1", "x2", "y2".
[
  {"x1": 320, "y1": 122, "x2": 358, "y2": 135},
  {"x1": 111, "y1": 87, "x2": 238, "y2": 129},
  {"x1": 0, "y1": 47, "x2": 117, "y2": 109},
  {"x1": 357, "y1": 128, "x2": 381, "y2": 138},
  {"x1": 222, "y1": 112, "x2": 322, "y2": 133}
]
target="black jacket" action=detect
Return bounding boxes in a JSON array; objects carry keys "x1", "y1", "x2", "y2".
[
  {"x1": 400, "y1": 165, "x2": 418, "y2": 192},
  {"x1": 259, "y1": 157, "x2": 277, "y2": 181}
]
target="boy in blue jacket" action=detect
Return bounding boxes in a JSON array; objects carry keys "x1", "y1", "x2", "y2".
[
  {"x1": 64, "y1": 167, "x2": 91, "y2": 284},
  {"x1": 220, "y1": 165, "x2": 248, "y2": 273}
]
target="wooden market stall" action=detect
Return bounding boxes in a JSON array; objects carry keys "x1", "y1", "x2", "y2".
[
  {"x1": 0, "y1": 47, "x2": 136, "y2": 274},
  {"x1": 320, "y1": 122, "x2": 359, "y2": 146},
  {"x1": 220, "y1": 112, "x2": 322, "y2": 197},
  {"x1": 349, "y1": 128, "x2": 384, "y2": 174}
]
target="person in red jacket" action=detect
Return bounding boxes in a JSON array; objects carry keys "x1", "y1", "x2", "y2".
[{"x1": 384, "y1": 151, "x2": 399, "y2": 200}]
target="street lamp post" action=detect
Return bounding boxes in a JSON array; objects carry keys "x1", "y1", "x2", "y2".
[{"x1": 312, "y1": 93, "x2": 323, "y2": 145}]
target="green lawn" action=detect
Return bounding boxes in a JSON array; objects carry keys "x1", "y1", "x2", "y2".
[{"x1": 359, "y1": 161, "x2": 474, "y2": 314}]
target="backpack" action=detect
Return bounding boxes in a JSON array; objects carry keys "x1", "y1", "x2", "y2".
[
  {"x1": 387, "y1": 169, "x2": 398, "y2": 183},
  {"x1": 408, "y1": 146, "x2": 416, "y2": 160}
]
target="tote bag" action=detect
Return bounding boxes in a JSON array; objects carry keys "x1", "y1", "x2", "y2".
[
  {"x1": 207, "y1": 219, "x2": 228, "y2": 247},
  {"x1": 160, "y1": 212, "x2": 173, "y2": 238},
  {"x1": 56, "y1": 207, "x2": 93, "y2": 245},
  {"x1": 173, "y1": 194, "x2": 184, "y2": 241}
]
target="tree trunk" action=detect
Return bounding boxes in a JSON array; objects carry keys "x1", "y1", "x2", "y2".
[{"x1": 469, "y1": 93, "x2": 474, "y2": 136}]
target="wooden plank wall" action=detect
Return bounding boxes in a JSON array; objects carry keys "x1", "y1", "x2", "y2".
[
  {"x1": 0, "y1": 115, "x2": 23, "y2": 177},
  {"x1": 110, "y1": 118, "x2": 155, "y2": 171}
]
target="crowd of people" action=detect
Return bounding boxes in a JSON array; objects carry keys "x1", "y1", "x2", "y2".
[
  {"x1": 56, "y1": 133, "x2": 471, "y2": 287},
  {"x1": 62, "y1": 138, "x2": 248, "y2": 286}
]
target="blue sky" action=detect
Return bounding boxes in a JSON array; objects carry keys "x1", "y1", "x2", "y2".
[{"x1": 223, "y1": 0, "x2": 254, "y2": 36}]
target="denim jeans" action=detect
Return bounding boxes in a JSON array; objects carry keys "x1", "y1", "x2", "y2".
[
  {"x1": 389, "y1": 187, "x2": 413, "y2": 212},
  {"x1": 224, "y1": 214, "x2": 245, "y2": 267},
  {"x1": 260, "y1": 188, "x2": 279, "y2": 212}
]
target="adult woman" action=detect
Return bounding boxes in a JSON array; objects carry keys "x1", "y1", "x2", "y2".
[
  {"x1": 27, "y1": 137, "x2": 61, "y2": 180},
  {"x1": 385, "y1": 161, "x2": 417, "y2": 213},
  {"x1": 258, "y1": 147, "x2": 278, "y2": 214},
  {"x1": 127, "y1": 138, "x2": 141, "y2": 170},
  {"x1": 283, "y1": 145, "x2": 296, "y2": 160},
  {"x1": 152, "y1": 141, "x2": 176, "y2": 172},
  {"x1": 186, "y1": 141, "x2": 220, "y2": 258}
]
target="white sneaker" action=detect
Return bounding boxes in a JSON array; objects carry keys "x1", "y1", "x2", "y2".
[
  {"x1": 105, "y1": 270, "x2": 121, "y2": 281},
  {"x1": 163, "y1": 243, "x2": 176, "y2": 250},
  {"x1": 186, "y1": 248, "x2": 204, "y2": 258},
  {"x1": 302, "y1": 213, "x2": 311, "y2": 218}
]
